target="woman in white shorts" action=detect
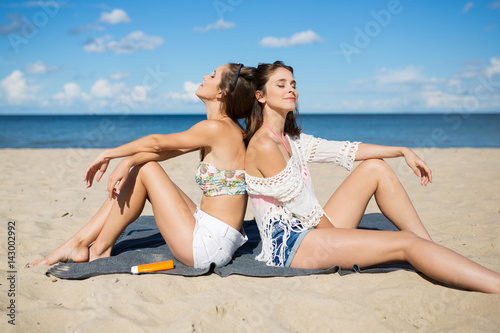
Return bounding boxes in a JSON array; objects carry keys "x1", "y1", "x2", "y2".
[{"x1": 32, "y1": 63, "x2": 254, "y2": 269}]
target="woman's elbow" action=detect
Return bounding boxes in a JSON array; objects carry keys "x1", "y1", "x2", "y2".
[{"x1": 148, "y1": 134, "x2": 162, "y2": 152}]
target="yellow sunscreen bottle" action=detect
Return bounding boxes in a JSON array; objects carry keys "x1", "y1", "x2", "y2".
[{"x1": 131, "y1": 260, "x2": 174, "y2": 274}]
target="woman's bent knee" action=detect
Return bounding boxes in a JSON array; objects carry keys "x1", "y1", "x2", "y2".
[
  {"x1": 359, "y1": 159, "x2": 390, "y2": 174},
  {"x1": 137, "y1": 161, "x2": 160, "y2": 170},
  {"x1": 134, "y1": 161, "x2": 163, "y2": 177},
  {"x1": 359, "y1": 159, "x2": 399, "y2": 183}
]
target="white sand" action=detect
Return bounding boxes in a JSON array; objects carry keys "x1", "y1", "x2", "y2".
[{"x1": 1, "y1": 148, "x2": 499, "y2": 332}]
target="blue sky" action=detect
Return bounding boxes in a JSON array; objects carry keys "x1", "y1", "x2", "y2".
[{"x1": 0, "y1": 0, "x2": 499, "y2": 114}]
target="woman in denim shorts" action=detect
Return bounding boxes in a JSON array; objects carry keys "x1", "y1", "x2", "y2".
[{"x1": 245, "y1": 61, "x2": 500, "y2": 293}]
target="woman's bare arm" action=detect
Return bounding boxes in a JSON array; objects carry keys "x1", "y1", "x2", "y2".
[{"x1": 355, "y1": 143, "x2": 432, "y2": 186}]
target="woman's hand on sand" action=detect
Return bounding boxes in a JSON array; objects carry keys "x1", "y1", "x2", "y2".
[
  {"x1": 84, "y1": 151, "x2": 110, "y2": 188},
  {"x1": 403, "y1": 148, "x2": 432, "y2": 186},
  {"x1": 106, "y1": 159, "x2": 131, "y2": 199}
]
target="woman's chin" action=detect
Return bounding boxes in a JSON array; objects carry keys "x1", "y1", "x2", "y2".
[{"x1": 194, "y1": 91, "x2": 204, "y2": 100}]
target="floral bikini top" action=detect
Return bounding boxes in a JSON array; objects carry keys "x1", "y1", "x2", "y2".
[{"x1": 195, "y1": 161, "x2": 246, "y2": 197}]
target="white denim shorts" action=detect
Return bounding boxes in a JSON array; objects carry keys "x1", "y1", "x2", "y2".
[{"x1": 192, "y1": 208, "x2": 247, "y2": 269}]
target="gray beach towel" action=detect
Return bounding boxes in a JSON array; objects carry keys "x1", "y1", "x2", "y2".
[{"x1": 46, "y1": 213, "x2": 415, "y2": 280}]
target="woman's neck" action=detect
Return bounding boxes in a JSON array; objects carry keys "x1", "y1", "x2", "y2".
[
  {"x1": 262, "y1": 109, "x2": 288, "y2": 133},
  {"x1": 204, "y1": 100, "x2": 224, "y2": 120}
]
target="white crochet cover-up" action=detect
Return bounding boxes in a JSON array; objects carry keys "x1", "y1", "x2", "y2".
[{"x1": 245, "y1": 133, "x2": 360, "y2": 266}]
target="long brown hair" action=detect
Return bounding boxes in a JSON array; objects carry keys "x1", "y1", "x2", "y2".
[
  {"x1": 219, "y1": 63, "x2": 257, "y2": 128},
  {"x1": 244, "y1": 61, "x2": 301, "y2": 146},
  {"x1": 201, "y1": 63, "x2": 257, "y2": 159}
]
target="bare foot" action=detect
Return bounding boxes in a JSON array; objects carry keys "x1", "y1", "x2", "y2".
[{"x1": 29, "y1": 239, "x2": 90, "y2": 267}]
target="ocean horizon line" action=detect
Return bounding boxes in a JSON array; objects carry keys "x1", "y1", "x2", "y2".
[
  {"x1": 1, "y1": 111, "x2": 500, "y2": 117},
  {"x1": 2, "y1": 113, "x2": 499, "y2": 148}
]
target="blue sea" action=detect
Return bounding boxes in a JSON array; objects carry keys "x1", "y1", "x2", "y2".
[{"x1": 1, "y1": 113, "x2": 499, "y2": 148}]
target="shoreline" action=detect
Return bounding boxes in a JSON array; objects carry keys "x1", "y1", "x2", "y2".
[{"x1": 1, "y1": 148, "x2": 499, "y2": 331}]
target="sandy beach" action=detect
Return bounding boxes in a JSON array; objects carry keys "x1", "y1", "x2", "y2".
[{"x1": 1, "y1": 148, "x2": 499, "y2": 332}]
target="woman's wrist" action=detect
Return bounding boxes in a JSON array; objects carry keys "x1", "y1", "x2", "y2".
[
  {"x1": 400, "y1": 147, "x2": 411, "y2": 157},
  {"x1": 123, "y1": 155, "x2": 136, "y2": 168},
  {"x1": 101, "y1": 149, "x2": 113, "y2": 161}
]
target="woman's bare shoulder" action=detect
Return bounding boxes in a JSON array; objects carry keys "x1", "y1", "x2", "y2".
[
  {"x1": 247, "y1": 132, "x2": 280, "y2": 155},
  {"x1": 246, "y1": 133, "x2": 287, "y2": 177}
]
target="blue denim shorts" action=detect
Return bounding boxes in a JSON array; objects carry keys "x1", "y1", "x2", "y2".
[{"x1": 271, "y1": 223, "x2": 313, "y2": 267}]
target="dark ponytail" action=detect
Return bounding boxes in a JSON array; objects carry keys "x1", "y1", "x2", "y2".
[{"x1": 219, "y1": 63, "x2": 257, "y2": 129}]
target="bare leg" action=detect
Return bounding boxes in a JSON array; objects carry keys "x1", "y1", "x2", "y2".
[
  {"x1": 292, "y1": 228, "x2": 500, "y2": 293},
  {"x1": 322, "y1": 159, "x2": 432, "y2": 241},
  {"x1": 30, "y1": 197, "x2": 115, "y2": 266},
  {"x1": 31, "y1": 161, "x2": 195, "y2": 267},
  {"x1": 89, "y1": 162, "x2": 197, "y2": 267}
]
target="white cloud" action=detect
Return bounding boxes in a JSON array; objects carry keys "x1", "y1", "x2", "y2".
[
  {"x1": 463, "y1": 2, "x2": 474, "y2": 13},
  {"x1": 448, "y1": 58, "x2": 500, "y2": 82},
  {"x1": 82, "y1": 78, "x2": 136, "y2": 111},
  {"x1": 0, "y1": 70, "x2": 39, "y2": 104},
  {"x1": 350, "y1": 65, "x2": 442, "y2": 94},
  {"x1": 193, "y1": 19, "x2": 235, "y2": 32},
  {"x1": 448, "y1": 78, "x2": 464, "y2": 93},
  {"x1": 447, "y1": 57, "x2": 500, "y2": 90},
  {"x1": 485, "y1": 56, "x2": 500, "y2": 77},
  {"x1": 90, "y1": 78, "x2": 126, "y2": 98},
  {"x1": 84, "y1": 31, "x2": 164, "y2": 54},
  {"x1": 70, "y1": 8, "x2": 129, "y2": 35},
  {"x1": 99, "y1": 9, "x2": 130, "y2": 25},
  {"x1": 53, "y1": 82, "x2": 83, "y2": 105},
  {"x1": 422, "y1": 91, "x2": 465, "y2": 109},
  {"x1": 63, "y1": 82, "x2": 81, "y2": 99},
  {"x1": 455, "y1": 62, "x2": 483, "y2": 79},
  {"x1": 25, "y1": 60, "x2": 59, "y2": 74},
  {"x1": 83, "y1": 35, "x2": 111, "y2": 53},
  {"x1": 1, "y1": 70, "x2": 167, "y2": 112},
  {"x1": 332, "y1": 59, "x2": 500, "y2": 112},
  {"x1": 166, "y1": 81, "x2": 200, "y2": 102},
  {"x1": 260, "y1": 30, "x2": 322, "y2": 48},
  {"x1": 329, "y1": 66, "x2": 451, "y2": 111},
  {"x1": 88, "y1": 99, "x2": 110, "y2": 110},
  {"x1": 130, "y1": 86, "x2": 147, "y2": 102},
  {"x1": 110, "y1": 72, "x2": 130, "y2": 80},
  {"x1": 375, "y1": 66, "x2": 426, "y2": 85}
]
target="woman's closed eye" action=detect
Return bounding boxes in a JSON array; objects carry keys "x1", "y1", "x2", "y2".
[{"x1": 277, "y1": 84, "x2": 296, "y2": 89}]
